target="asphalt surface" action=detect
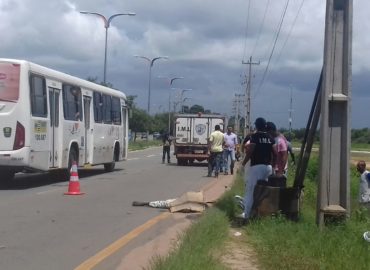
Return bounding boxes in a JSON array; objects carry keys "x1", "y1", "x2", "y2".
[{"x1": 0, "y1": 147, "x2": 233, "y2": 270}]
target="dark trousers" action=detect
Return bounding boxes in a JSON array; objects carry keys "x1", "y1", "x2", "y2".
[{"x1": 162, "y1": 145, "x2": 170, "y2": 162}]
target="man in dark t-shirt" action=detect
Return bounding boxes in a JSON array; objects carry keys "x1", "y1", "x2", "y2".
[
  {"x1": 162, "y1": 133, "x2": 172, "y2": 163},
  {"x1": 241, "y1": 117, "x2": 277, "y2": 221}
]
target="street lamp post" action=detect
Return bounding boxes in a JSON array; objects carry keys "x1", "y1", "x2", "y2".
[
  {"x1": 172, "y1": 88, "x2": 192, "y2": 113},
  {"x1": 167, "y1": 77, "x2": 184, "y2": 133},
  {"x1": 80, "y1": 11, "x2": 136, "y2": 84},
  {"x1": 180, "y1": 89, "x2": 192, "y2": 112},
  {"x1": 134, "y1": 55, "x2": 169, "y2": 114},
  {"x1": 181, "y1": 97, "x2": 192, "y2": 113}
]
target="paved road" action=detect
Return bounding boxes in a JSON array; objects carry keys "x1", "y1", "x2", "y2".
[{"x1": 0, "y1": 147, "x2": 215, "y2": 270}]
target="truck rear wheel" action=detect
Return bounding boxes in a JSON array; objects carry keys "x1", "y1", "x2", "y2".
[{"x1": 177, "y1": 159, "x2": 188, "y2": 166}]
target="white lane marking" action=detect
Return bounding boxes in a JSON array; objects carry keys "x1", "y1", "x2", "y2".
[
  {"x1": 127, "y1": 158, "x2": 140, "y2": 161},
  {"x1": 146, "y1": 154, "x2": 156, "y2": 158}
]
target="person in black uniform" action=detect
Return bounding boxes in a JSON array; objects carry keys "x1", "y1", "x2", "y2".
[
  {"x1": 241, "y1": 117, "x2": 277, "y2": 222},
  {"x1": 162, "y1": 133, "x2": 172, "y2": 164}
]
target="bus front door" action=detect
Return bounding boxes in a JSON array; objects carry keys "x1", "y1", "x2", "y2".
[
  {"x1": 48, "y1": 87, "x2": 60, "y2": 168},
  {"x1": 83, "y1": 96, "x2": 92, "y2": 164}
]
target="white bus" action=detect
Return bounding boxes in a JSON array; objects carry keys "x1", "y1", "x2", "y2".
[{"x1": 0, "y1": 59, "x2": 129, "y2": 181}]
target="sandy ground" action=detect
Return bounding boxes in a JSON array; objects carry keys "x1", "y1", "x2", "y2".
[{"x1": 219, "y1": 228, "x2": 260, "y2": 270}]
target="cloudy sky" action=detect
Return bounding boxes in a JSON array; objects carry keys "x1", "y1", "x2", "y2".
[{"x1": 1, "y1": 0, "x2": 369, "y2": 129}]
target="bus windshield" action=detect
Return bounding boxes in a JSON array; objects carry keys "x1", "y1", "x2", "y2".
[{"x1": 0, "y1": 62, "x2": 20, "y2": 102}]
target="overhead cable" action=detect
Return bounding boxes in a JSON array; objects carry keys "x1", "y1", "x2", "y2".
[
  {"x1": 251, "y1": 0, "x2": 271, "y2": 56},
  {"x1": 274, "y1": 0, "x2": 306, "y2": 64},
  {"x1": 255, "y1": 0, "x2": 290, "y2": 98}
]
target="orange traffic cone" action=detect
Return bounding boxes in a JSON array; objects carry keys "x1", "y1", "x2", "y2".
[{"x1": 64, "y1": 161, "x2": 84, "y2": 195}]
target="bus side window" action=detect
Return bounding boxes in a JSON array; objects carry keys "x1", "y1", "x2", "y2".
[
  {"x1": 30, "y1": 74, "x2": 47, "y2": 117},
  {"x1": 112, "y1": 96, "x2": 121, "y2": 125},
  {"x1": 93, "y1": 92, "x2": 103, "y2": 123},
  {"x1": 62, "y1": 84, "x2": 82, "y2": 121},
  {"x1": 102, "y1": 94, "x2": 112, "y2": 124}
]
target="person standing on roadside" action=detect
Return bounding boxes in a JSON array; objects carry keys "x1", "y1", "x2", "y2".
[
  {"x1": 207, "y1": 125, "x2": 224, "y2": 178},
  {"x1": 266, "y1": 122, "x2": 288, "y2": 176},
  {"x1": 242, "y1": 117, "x2": 277, "y2": 222},
  {"x1": 356, "y1": 160, "x2": 370, "y2": 204},
  {"x1": 162, "y1": 132, "x2": 172, "y2": 164},
  {"x1": 223, "y1": 126, "x2": 238, "y2": 175}
]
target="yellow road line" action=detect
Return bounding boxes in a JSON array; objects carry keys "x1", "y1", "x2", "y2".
[{"x1": 75, "y1": 212, "x2": 171, "y2": 270}]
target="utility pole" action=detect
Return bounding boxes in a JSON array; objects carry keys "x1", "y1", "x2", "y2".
[
  {"x1": 233, "y1": 94, "x2": 245, "y2": 134},
  {"x1": 317, "y1": 0, "x2": 352, "y2": 228},
  {"x1": 242, "y1": 56, "x2": 260, "y2": 136}
]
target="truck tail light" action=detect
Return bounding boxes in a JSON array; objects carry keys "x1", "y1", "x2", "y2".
[{"x1": 13, "y1": 121, "x2": 25, "y2": 150}]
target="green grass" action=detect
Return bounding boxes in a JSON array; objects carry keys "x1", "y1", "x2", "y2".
[
  {"x1": 291, "y1": 141, "x2": 370, "y2": 152},
  {"x1": 149, "y1": 156, "x2": 370, "y2": 270},
  {"x1": 351, "y1": 143, "x2": 370, "y2": 151},
  {"x1": 128, "y1": 140, "x2": 162, "y2": 151},
  {"x1": 147, "y1": 208, "x2": 230, "y2": 270},
  {"x1": 244, "y1": 157, "x2": 370, "y2": 270}
]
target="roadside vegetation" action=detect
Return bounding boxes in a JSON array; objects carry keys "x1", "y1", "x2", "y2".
[
  {"x1": 126, "y1": 92, "x2": 370, "y2": 151},
  {"x1": 128, "y1": 140, "x2": 162, "y2": 151},
  {"x1": 149, "y1": 151, "x2": 370, "y2": 270}
]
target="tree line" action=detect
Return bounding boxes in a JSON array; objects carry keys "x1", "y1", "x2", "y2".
[
  {"x1": 127, "y1": 95, "x2": 213, "y2": 137},
  {"x1": 86, "y1": 78, "x2": 370, "y2": 144}
]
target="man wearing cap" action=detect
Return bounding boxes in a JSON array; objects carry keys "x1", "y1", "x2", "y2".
[
  {"x1": 266, "y1": 122, "x2": 288, "y2": 176},
  {"x1": 241, "y1": 117, "x2": 277, "y2": 222},
  {"x1": 207, "y1": 124, "x2": 224, "y2": 178}
]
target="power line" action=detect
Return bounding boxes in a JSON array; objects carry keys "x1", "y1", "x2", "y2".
[
  {"x1": 274, "y1": 0, "x2": 306, "y2": 64},
  {"x1": 255, "y1": 0, "x2": 290, "y2": 98},
  {"x1": 251, "y1": 0, "x2": 271, "y2": 56},
  {"x1": 241, "y1": 0, "x2": 252, "y2": 62}
]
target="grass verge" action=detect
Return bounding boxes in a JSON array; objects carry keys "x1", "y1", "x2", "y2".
[
  {"x1": 147, "y1": 208, "x2": 230, "y2": 270},
  {"x1": 128, "y1": 140, "x2": 162, "y2": 151},
  {"x1": 149, "y1": 156, "x2": 370, "y2": 270},
  {"x1": 245, "y1": 157, "x2": 370, "y2": 270}
]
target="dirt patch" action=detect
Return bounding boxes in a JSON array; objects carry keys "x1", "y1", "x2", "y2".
[{"x1": 219, "y1": 228, "x2": 260, "y2": 270}]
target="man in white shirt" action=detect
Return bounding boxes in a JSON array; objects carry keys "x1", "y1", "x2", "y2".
[{"x1": 223, "y1": 126, "x2": 238, "y2": 175}]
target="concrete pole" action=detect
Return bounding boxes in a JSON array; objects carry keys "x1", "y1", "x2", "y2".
[{"x1": 317, "y1": 0, "x2": 352, "y2": 227}]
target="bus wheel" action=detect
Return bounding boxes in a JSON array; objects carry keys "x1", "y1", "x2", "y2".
[
  {"x1": 104, "y1": 162, "x2": 115, "y2": 172},
  {"x1": 68, "y1": 147, "x2": 78, "y2": 171},
  {"x1": 61, "y1": 147, "x2": 78, "y2": 181}
]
